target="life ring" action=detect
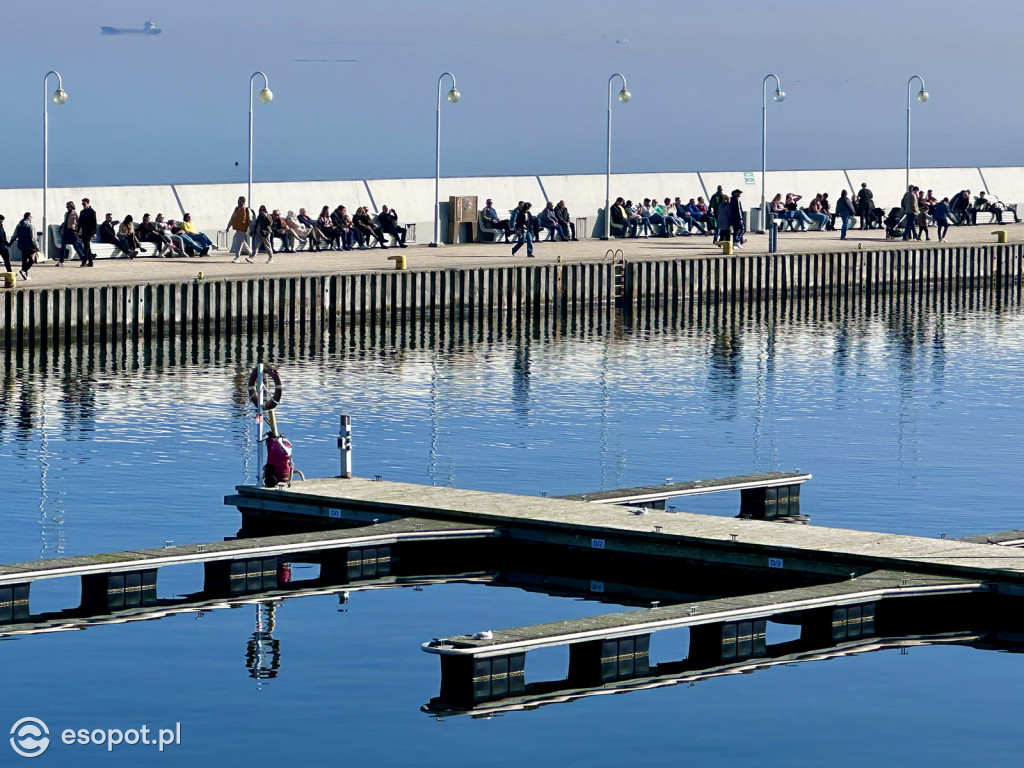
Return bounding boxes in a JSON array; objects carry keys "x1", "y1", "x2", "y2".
[{"x1": 247, "y1": 365, "x2": 283, "y2": 411}]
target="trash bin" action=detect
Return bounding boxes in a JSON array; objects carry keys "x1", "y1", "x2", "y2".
[{"x1": 749, "y1": 207, "x2": 765, "y2": 233}]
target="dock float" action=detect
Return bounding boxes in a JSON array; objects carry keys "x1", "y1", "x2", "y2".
[{"x1": 227, "y1": 477, "x2": 1024, "y2": 587}]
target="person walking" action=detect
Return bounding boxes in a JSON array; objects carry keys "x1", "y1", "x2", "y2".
[
  {"x1": 836, "y1": 189, "x2": 856, "y2": 240},
  {"x1": 933, "y1": 198, "x2": 952, "y2": 242},
  {"x1": 14, "y1": 213, "x2": 38, "y2": 281},
  {"x1": 228, "y1": 196, "x2": 252, "y2": 262},
  {"x1": 78, "y1": 197, "x2": 98, "y2": 267},
  {"x1": 59, "y1": 201, "x2": 87, "y2": 266},
  {"x1": 0, "y1": 215, "x2": 11, "y2": 276},
  {"x1": 250, "y1": 205, "x2": 275, "y2": 264},
  {"x1": 728, "y1": 190, "x2": 745, "y2": 250},
  {"x1": 510, "y1": 202, "x2": 535, "y2": 258},
  {"x1": 901, "y1": 185, "x2": 919, "y2": 241}
]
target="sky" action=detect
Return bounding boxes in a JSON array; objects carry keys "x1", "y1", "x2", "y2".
[{"x1": 1, "y1": 0, "x2": 1020, "y2": 189}]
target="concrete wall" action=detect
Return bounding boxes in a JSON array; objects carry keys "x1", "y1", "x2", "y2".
[
  {"x1": 979, "y1": 168, "x2": 1024, "y2": 207},
  {"x1": 1, "y1": 166, "x2": 1021, "y2": 247}
]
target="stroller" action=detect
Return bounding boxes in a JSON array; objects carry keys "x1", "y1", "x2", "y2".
[{"x1": 884, "y1": 208, "x2": 904, "y2": 240}]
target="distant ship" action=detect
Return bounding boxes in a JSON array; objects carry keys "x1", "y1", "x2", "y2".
[{"x1": 100, "y1": 21, "x2": 161, "y2": 35}]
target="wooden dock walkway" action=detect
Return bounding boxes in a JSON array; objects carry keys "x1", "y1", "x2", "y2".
[
  {"x1": 423, "y1": 570, "x2": 982, "y2": 658},
  {"x1": 228, "y1": 477, "x2": 1024, "y2": 587}
]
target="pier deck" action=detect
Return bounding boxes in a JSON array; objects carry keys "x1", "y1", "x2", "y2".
[
  {"x1": 229, "y1": 478, "x2": 1024, "y2": 587},
  {"x1": 423, "y1": 570, "x2": 982, "y2": 657},
  {"x1": 0, "y1": 516, "x2": 495, "y2": 587}
]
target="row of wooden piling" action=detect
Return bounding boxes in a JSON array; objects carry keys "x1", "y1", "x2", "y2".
[{"x1": 2, "y1": 244, "x2": 1021, "y2": 356}]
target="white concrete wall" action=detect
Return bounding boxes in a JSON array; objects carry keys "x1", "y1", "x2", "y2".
[
  {"x1": 367, "y1": 175, "x2": 544, "y2": 243},
  {"x1": 978, "y1": 168, "x2": 1024, "y2": 207},
  {"x1": 541, "y1": 173, "x2": 705, "y2": 237},
  {"x1": 1, "y1": 166, "x2": 1022, "y2": 248},
  {"x1": 174, "y1": 181, "x2": 373, "y2": 235},
  {"x1": 846, "y1": 168, "x2": 986, "y2": 210}
]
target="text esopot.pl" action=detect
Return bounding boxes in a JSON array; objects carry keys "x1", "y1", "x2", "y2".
[{"x1": 10, "y1": 718, "x2": 182, "y2": 758}]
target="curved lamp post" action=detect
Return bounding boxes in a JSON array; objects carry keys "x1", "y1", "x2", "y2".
[
  {"x1": 248, "y1": 71, "x2": 273, "y2": 210},
  {"x1": 431, "y1": 72, "x2": 460, "y2": 247},
  {"x1": 43, "y1": 70, "x2": 68, "y2": 255},
  {"x1": 905, "y1": 75, "x2": 928, "y2": 191},
  {"x1": 601, "y1": 74, "x2": 631, "y2": 241},
  {"x1": 760, "y1": 73, "x2": 785, "y2": 234}
]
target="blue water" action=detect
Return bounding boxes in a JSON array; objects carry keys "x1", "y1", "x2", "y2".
[{"x1": 2, "y1": 293, "x2": 1024, "y2": 766}]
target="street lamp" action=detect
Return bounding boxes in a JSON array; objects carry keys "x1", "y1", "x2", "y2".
[
  {"x1": 431, "y1": 72, "x2": 460, "y2": 247},
  {"x1": 906, "y1": 75, "x2": 928, "y2": 191},
  {"x1": 43, "y1": 70, "x2": 67, "y2": 256},
  {"x1": 248, "y1": 71, "x2": 273, "y2": 210},
  {"x1": 760, "y1": 73, "x2": 785, "y2": 234},
  {"x1": 602, "y1": 73, "x2": 631, "y2": 241}
]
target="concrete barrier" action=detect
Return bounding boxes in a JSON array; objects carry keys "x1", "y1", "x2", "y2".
[
  {"x1": 174, "y1": 181, "x2": 374, "y2": 236},
  {"x1": 847, "y1": 168, "x2": 986, "y2": 211},
  {"x1": 367, "y1": 175, "x2": 544, "y2": 244},
  {"x1": 540, "y1": 173, "x2": 705, "y2": 237},
  {"x1": 978, "y1": 167, "x2": 1024, "y2": 208}
]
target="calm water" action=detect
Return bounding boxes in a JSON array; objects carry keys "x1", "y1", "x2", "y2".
[{"x1": 2, "y1": 290, "x2": 1024, "y2": 766}]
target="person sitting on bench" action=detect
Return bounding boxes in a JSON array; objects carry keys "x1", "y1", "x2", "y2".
[
  {"x1": 99, "y1": 212, "x2": 137, "y2": 257},
  {"x1": 378, "y1": 205, "x2": 407, "y2": 247},
  {"x1": 483, "y1": 199, "x2": 513, "y2": 242}
]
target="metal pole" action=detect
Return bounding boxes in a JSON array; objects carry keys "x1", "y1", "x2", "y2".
[
  {"x1": 603, "y1": 74, "x2": 627, "y2": 241},
  {"x1": 338, "y1": 415, "x2": 352, "y2": 479},
  {"x1": 42, "y1": 71, "x2": 63, "y2": 259},
  {"x1": 761, "y1": 74, "x2": 782, "y2": 235},
  {"x1": 248, "y1": 72, "x2": 269, "y2": 214},
  {"x1": 255, "y1": 363, "x2": 264, "y2": 486},
  {"x1": 906, "y1": 75, "x2": 926, "y2": 192},
  {"x1": 432, "y1": 72, "x2": 456, "y2": 247}
]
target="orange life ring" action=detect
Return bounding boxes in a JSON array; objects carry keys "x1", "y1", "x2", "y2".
[{"x1": 247, "y1": 365, "x2": 283, "y2": 411}]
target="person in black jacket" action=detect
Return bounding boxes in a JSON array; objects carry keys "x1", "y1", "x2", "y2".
[
  {"x1": 99, "y1": 213, "x2": 136, "y2": 257},
  {"x1": 15, "y1": 213, "x2": 37, "y2": 280},
  {"x1": 856, "y1": 183, "x2": 874, "y2": 229},
  {"x1": 78, "y1": 198, "x2": 98, "y2": 267},
  {"x1": 728, "y1": 190, "x2": 745, "y2": 250},
  {"x1": 0, "y1": 215, "x2": 11, "y2": 275},
  {"x1": 378, "y1": 205, "x2": 407, "y2": 247}
]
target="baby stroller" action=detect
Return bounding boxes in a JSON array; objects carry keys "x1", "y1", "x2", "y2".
[{"x1": 884, "y1": 208, "x2": 904, "y2": 240}]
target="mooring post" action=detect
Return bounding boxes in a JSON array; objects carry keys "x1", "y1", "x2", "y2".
[{"x1": 338, "y1": 415, "x2": 352, "y2": 479}]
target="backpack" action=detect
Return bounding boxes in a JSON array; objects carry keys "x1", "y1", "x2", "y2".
[{"x1": 263, "y1": 434, "x2": 293, "y2": 487}]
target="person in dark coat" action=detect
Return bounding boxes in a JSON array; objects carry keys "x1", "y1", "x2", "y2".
[
  {"x1": 856, "y1": 183, "x2": 874, "y2": 229},
  {"x1": 728, "y1": 189, "x2": 745, "y2": 249},
  {"x1": 15, "y1": 213, "x2": 38, "y2": 280},
  {"x1": 378, "y1": 205, "x2": 407, "y2": 247},
  {"x1": 0, "y1": 215, "x2": 11, "y2": 275},
  {"x1": 77, "y1": 197, "x2": 98, "y2": 267}
]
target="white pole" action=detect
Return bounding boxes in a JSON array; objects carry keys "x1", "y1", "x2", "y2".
[
  {"x1": 248, "y1": 72, "x2": 270, "y2": 216},
  {"x1": 431, "y1": 72, "x2": 456, "y2": 247},
  {"x1": 339, "y1": 415, "x2": 352, "y2": 479},
  {"x1": 905, "y1": 75, "x2": 926, "y2": 192},
  {"x1": 760, "y1": 74, "x2": 782, "y2": 235},
  {"x1": 42, "y1": 71, "x2": 63, "y2": 259},
  {"x1": 602, "y1": 74, "x2": 627, "y2": 241},
  {"x1": 255, "y1": 363, "x2": 264, "y2": 486}
]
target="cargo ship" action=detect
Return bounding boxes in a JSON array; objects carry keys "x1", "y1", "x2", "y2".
[{"x1": 100, "y1": 21, "x2": 161, "y2": 35}]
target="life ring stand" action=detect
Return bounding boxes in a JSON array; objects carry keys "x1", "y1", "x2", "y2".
[{"x1": 247, "y1": 365, "x2": 283, "y2": 411}]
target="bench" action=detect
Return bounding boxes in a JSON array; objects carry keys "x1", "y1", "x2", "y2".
[
  {"x1": 49, "y1": 225, "x2": 121, "y2": 261},
  {"x1": 479, "y1": 210, "x2": 508, "y2": 243},
  {"x1": 971, "y1": 206, "x2": 1019, "y2": 225}
]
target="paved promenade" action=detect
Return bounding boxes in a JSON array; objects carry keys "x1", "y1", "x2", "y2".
[{"x1": 11, "y1": 222, "x2": 1021, "y2": 290}]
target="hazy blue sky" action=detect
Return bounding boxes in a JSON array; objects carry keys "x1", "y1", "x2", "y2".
[{"x1": 2, "y1": 0, "x2": 1020, "y2": 188}]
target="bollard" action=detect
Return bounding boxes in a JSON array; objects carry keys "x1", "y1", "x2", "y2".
[
  {"x1": 338, "y1": 415, "x2": 352, "y2": 479},
  {"x1": 993, "y1": 230, "x2": 1007, "y2": 244},
  {"x1": 720, "y1": 240, "x2": 733, "y2": 256},
  {"x1": 2, "y1": 272, "x2": 15, "y2": 288},
  {"x1": 388, "y1": 253, "x2": 407, "y2": 270}
]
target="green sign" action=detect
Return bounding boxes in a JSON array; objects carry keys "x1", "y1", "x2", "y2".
[{"x1": 743, "y1": 172, "x2": 756, "y2": 184}]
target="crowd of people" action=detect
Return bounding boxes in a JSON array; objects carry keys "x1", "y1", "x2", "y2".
[
  {"x1": 607, "y1": 187, "x2": 749, "y2": 248},
  {"x1": 2, "y1": 184, "x2": 1019, "y2": 278},
  {"x1": 225, "y1": 197, "x2": 408, "y2": 263}
]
